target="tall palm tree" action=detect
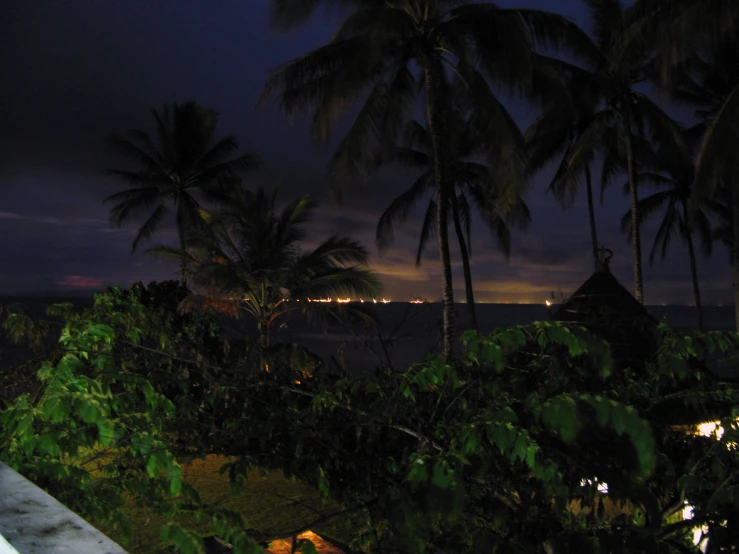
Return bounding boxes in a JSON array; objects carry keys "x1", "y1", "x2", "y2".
[
  {"x1": 105, "y1": 101, "x2": 261, "y2": 284},
  {"x1": 619, "y1": 128, "x2": 713, "y2": 329},
  {"x1": 374, "y1": 112, "x2": 530, "y2": 331},
  {"x1": 655, "y1": 38, "x2": 739, "y2": 330},
  {"x1": 526, "y1": 70, "x2": 602, "y2": 270},
  {"x1": 262, "y1": 0, "x2": 593, "y2": 361},
  {"x1": 707, "y1": 184, "x2": 733, "y2": 259},
  {"x1": 630, "y1": 1, "x2": 739, "y2": 328},
  {"x1": 148, "y1": 186, "x2": 381, "y2": 365},
  {"x1": 558, "y1": 0, "x2": 684, "y2": 305}
]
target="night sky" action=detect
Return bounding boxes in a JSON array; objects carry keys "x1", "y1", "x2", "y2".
[{"x1": 1, "y1": 1, "x2": 733, "y2": 305}]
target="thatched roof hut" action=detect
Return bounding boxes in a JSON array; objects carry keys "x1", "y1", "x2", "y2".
[{"x1": 552, "y1": 250, "x2": 658, "y2": 369}]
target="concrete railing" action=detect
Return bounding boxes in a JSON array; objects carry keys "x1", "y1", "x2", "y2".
[{"x1": 0, "y1": 462, "x2": 128, "y2": 553}]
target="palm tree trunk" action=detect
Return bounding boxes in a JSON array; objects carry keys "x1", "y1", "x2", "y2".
[
  {"x1": 451, "y1": 194, "x2": 478, "y2": 331},
  {"x1": 584, "y1": 164, "x2": 600, "y2": 270},
  {"x1": 733, "y1": 185, "x2": 739, "y2": 332},
  {"x1": 681, "y1": 201, "x2": 704, "y2": 330},
  {"x1": 624, "y1": 116, "x2": 645, "y2": 304},
  {"x1": 258, "y1": 319, "x2": 271, "y2": 371},
  {"x1": 423, "y1": 60, "x2": 456, "y2": 362},
  {"x1": 176, "y1": 209, "x2": 188, "y2": 288}
]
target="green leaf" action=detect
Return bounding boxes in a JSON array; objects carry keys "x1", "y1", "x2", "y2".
[
  {"x1": 142, "y1": 381, "x2": 156, "y2": 406},
  {"x1": 431, "y1": 460, "x2": 454, "y2": 489},
  {"x1": 97, "y1": 419, "x2": 115, "y2": 447},
  {"x1": 298, "y1": 538, "x2": 318, "y2": 554},
  {"x1": 170, "y1": 474, "x2": 183, "y2": 497},
  {"x1": 147, "y1": 455, "x2": 158, "y2": 478}
]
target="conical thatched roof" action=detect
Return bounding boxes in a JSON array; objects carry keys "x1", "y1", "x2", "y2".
[{"x1": 552, "y1": 250, "x2": 658, "y2": 368}]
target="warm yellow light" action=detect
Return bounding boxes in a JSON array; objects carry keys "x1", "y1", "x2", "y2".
[
  {"x1": 267, "y1": 531, "x2": 338, "y2": 554},
  {"x1": 545, "y1": 300, "x2": 551, "y2": 306},
  {"x1": 373, "y1": 299, "x2": 377, "y2": 303},
  {"x1": 337, "y1": 298, "x2": 351, "y2": 303},
  {"x1": 381, "y1": 298, "x2": 390, "y2": 304},
  {"x1": 698, "y1": 420, "x2": 723, "y2": 439}
]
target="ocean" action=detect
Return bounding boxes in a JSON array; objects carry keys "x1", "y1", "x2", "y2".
[
  {"x1": 269, "y1": 303, "x2": 736, "y2": 375},
  {"x1": 1, "y1": 297, "x2": 735, "y2": 375}
]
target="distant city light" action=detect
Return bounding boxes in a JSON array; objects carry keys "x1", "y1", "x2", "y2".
[
  {"x1": 298, "y1": 298, "x2": 396, "y2": 304},
  {"x1": 545, "y1": 300, "x2": 551, "y2": 306}
]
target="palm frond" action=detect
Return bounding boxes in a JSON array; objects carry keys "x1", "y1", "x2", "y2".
[
  {"x1": 132, "y1": 204, "x2": 169, "y2": 252},
  {"x1": 145, "y1": 244, "x2": 201, "y2": 266},
  {"x1": 302, "y1": 236, "x2": 371, "y2": 268},
  {"x1": 416, "y1": 197, "x2": 438, "y2": 267},
  {"x1": 694, "y1": 80, "x2": 739, "y2": 201},
  {"x1": 107, "y1": 188, "x2": 163, "y2": 228},
  {"x1": 325, "y1": 48, "x2": 417, "y2": 192},
  {"x1": 108, "y1": 134, "x2": 162, "y2": 170},
  {"x1": 376, "y1": 172, "x2": 432, "y2": 251},
  {"x1": 650, "y1": 199, "x2": 680, "y2": 264},
  {"x1": 514, "y1": 8, "x2": 603, "y2": 66},
  {"x1": 456, "y1": 192, "x2": 473, "y2": 256},
  {"x1": 691, "y1": 208, "x2": 714, "y2": 258}
]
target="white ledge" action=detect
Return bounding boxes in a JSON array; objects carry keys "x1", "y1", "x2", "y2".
[{"x1": 0, "y1": 462, "x2": 127, "y2": 553}]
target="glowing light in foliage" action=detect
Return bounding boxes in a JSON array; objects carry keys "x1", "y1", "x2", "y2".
[
  {"x1": 682, "y1": 503, "x2": 709, "y2": 551},
  {"x1": 266, "y1": 531, "x2": 343, "y2": 554},
  {"x1": 697, "y1": 421, "x2": 723, "y2": 439},
  {"x1": 580, "y1": 479, "x2": 608, "y2": 493}
]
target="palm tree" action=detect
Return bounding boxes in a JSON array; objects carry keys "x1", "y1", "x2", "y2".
[
  {"x1": 630, "y1": 2, "x2": 739, "y2": 328},
  {"x1": 262, "y1": 0, "x2": 593, "y2": 360},
  {"x1": 526, "y1": 70, "x2": 602, "y2": 270},
  {"x1": 374, "y1": 112, "x2": 530, "y2": 331},
  {"x1": 148, "y1": 186, "x2": 381, "y2": 366},
  {"x1": 707, "y1": 185, "x2": 733, "y2": 259},
  {"x1": 105, "y1": 101, "x2": 261, "y2": 284},
  {"x1": 654, "y1": 38, "x2": 739, "y2": 330},
  {"x1": 620, "y1": 128, "x2": 713, "y2": 329},
  {"x1": 556, "y1": 0, "x2": 684, "y2": 305}
]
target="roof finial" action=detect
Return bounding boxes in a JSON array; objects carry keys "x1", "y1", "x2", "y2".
[{"x1": 597, "y1": 247, "x2": 613, "y2": 272}]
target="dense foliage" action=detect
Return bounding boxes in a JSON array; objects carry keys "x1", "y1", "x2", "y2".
[{"x1": 2, "y1": 286, "x2": 739, "y2": 553}]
